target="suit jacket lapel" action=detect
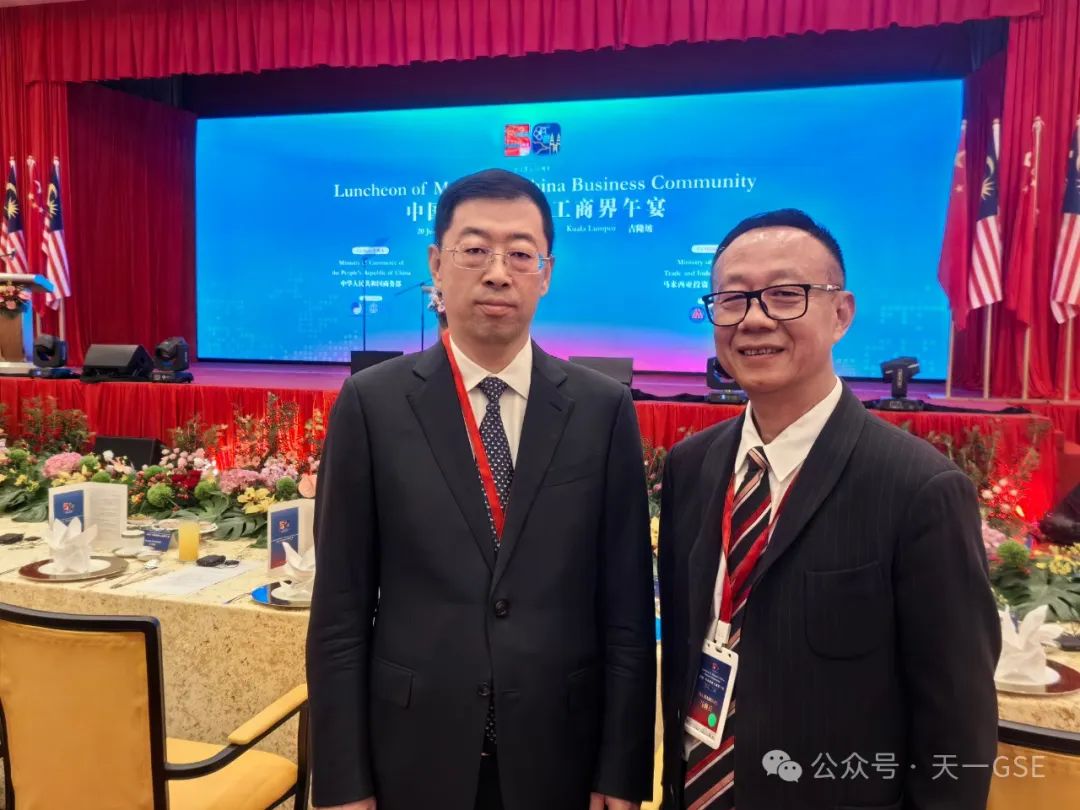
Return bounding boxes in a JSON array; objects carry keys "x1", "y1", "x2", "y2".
[
  {"x1": 683, "y1": 415, "x2": 742, "y2": 711},
  {"x1": 742, "y1": 385, "x2": 868, "y2": 596},
  {"x1": 407, "y1": 342, "x2": 496, "y2": 572},
  {"x1": 491, "y1": 344, "x2": 571, "y2": 591}
]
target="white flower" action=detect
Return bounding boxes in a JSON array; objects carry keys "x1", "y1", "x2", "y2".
[
  {"x1": 102, "y1": 450, "x2": 114, "y2": 462},
  {"x1": 992, "y1": 486, "x2": 1002, "y2": 495},
  {"x1": 981, "y1": 489, "x2": 993, "y2": 500}
]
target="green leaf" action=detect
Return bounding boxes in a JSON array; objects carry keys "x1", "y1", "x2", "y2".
[{"x1": 12, "y1": 501, "x2": 47, "y2": 523}]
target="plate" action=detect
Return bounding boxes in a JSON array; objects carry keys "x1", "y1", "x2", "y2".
[
  {"x1": 40, "y1": 557, "x2": 111, "y2": 576},
  {"x1": 251, "y1": 581, "x2": 311, "y2": 610},
  {"x1": 996, "y1": 666, "x2": 1061, "y2": 692},
  {"x1": 199, "y1": 522, "x2": 218, "y2": 535},
  {"x1": 156, "y1": 519, "x2": 181, "y2": 530},
  {"x1": 113, "y1": 545, "x2": 146, "y2": 558},
  {"x1": 127, "y1": 516, "x2": 154, "y2": 527},
  {"x1": 20, "y1": 556, "x2": 128, "y2": 583},
  {"x1": 996, "y1": 659, "x2": 1080, "y2": 696}
]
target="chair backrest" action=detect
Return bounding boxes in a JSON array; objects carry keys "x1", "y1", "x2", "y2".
[
  {"x1": 0, "y1": 604, "x2": 168, "y2": 809},
  {"x1": 987, "y1": 720, "x2": 1080, "y2": 810}
]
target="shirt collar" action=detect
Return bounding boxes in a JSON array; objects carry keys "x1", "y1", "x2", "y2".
[
  {"x1": 448, "y1": 335, "x2": 533, "y2": 399},
  {"x1": 736, "y1": 377, "x2": 843, "y2": 483}
]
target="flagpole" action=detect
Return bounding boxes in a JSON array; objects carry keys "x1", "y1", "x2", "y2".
[
  {"x1": 1066, "y1": 319, "x2": 1075, "y2": 403},
  {"x1": 945, "y1": 323, "x2": 955, "y2": 399},
  {"x1": 982, "y1": 305, "x2": 993, "y2": 399},
  {"x1": 57, "y1": 297, "x2": 66, "y2": 343},
  {"x1": 1020, "y1": 117, "x2": 1044, "y2": 402}
]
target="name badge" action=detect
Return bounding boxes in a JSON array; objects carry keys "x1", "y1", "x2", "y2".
[{"x1": 684, "y1": 639, "x2": 738, "y2": 749}]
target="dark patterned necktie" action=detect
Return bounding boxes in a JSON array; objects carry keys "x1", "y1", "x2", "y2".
[
  {"x1": 476, "y1": 376, "x2": 514, "y2": 748},
  {"x1": 684, "y1": 446, "x2": 771, "y2": 809}
]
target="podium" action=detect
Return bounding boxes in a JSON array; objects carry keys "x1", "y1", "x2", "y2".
[{"x1": 0, "y1": 274, "x2": 55, "y2": 375}]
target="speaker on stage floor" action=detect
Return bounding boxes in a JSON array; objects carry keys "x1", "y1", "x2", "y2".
[
  {"x1": 351, "y1": 350, "x2": 403, "y2": 375},
  {"x1": 568, "y1": 356, "x2": 633, "y2": 386},
  {"x1": 81, "y1": 344, "x2": 154, "y2": 383},
  {"x1": 92, "y1": 436, "x2": 164, "y2": 469}
]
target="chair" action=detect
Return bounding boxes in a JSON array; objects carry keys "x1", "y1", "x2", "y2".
[
  {"x1": 987, "y1": 719, "x2": 1080, "y2": 809},
  {"x1": 0, "y1": 603, "x2": 309, "y2": 809}
]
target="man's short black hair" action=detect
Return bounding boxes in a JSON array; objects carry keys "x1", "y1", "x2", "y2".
[
  {"x1": 712, "y1": 208, "x2": 845, "y2": 286},
  {"x1": 434, "y1": 168, "x2": 554, "y2": 254}
]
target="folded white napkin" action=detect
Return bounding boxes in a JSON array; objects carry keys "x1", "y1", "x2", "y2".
[
  {"x1": 278, "y1": 543, "x2": 315, "y2": 600},
  {"x1": 995, "y1": 606, "x2": 1062, "y2": 685},
  {"x1": 46, "y1": 517, "x2": 98, "y2": 574}
]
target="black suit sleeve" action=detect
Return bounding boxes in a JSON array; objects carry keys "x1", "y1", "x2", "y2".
[
  {"x1": 592, "y1": 388, "x2": 657, "y2": 801},
  {"x1": 306, "y1": 376, "x2": 379, "y2": 806},
  {"x1": 895, "y1": 468, "x2": 1001, "y2": 809}
]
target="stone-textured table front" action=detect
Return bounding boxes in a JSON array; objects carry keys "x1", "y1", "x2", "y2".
[{"x1": 0, "y1": 519, "x2": 308, "y2": 762}]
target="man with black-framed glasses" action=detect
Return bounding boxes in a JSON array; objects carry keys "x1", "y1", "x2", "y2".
[
  {"x1": 309, "y1": 169, "x2": 655, "y2": 810},
  {"x1": 658, "y1": 209, "x2": 999, "y2": 809}
]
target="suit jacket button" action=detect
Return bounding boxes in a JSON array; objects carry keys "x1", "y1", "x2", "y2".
[
  {"x1": 477, "y1": 683, "x2": 492, "y2": 698},
  {"x1": 493, "y1": 599, "x2": 510, "y2": 618}
]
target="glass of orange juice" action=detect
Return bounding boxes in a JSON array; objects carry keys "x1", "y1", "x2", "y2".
[{"x1": 178, "y1": 520, "x2": 200, "y2": 562}]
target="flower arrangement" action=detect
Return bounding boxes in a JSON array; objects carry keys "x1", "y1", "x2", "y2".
[
  {"x1": 926, "y1": 422, "x2": 1046, "y2": 541},
  {"x1": 990, "y1": 539, "x2": 1080, "y2": 622},
  {"x1": 14, "y1": 396, "x2": 92, "y2": 456},
  {"x1": 0, "y1": 447, "x2": 44, "y2": 521},
  {"x1": 0, "y1": 283, "x2": 31, "y2": 317}
]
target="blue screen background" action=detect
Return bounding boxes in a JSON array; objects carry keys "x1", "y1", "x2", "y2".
[{"x1": 196, "y1": 80, "x2": 961, "y2": 375}]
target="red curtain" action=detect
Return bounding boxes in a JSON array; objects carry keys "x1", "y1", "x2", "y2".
[
  {"x1": 0, "y1": 377, "x2": 1057, "y2": 520},
  {"x1": 64, "y1": 83, "x2": 196, "y2": 366},
  {"x1": 952, "y1": 0, "x2": 1080, "y2": 399},
  {"x1": 20, "y1": 0, "x2": 1041, "y2": 83}
]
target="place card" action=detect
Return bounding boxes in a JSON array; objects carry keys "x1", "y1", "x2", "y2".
[{"x1": 267, "y1": 499, "x2": 313, "y2": 571}]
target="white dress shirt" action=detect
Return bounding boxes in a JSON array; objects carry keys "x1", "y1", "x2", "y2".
[
  {"x1": 686, "y1": 377, "x2": 844, "y2": 759},
  {"x1": 731, "y1": 376, "x2": 844, "y2": 505},
  {"x1": 447, "y1": 336, "x2": 532, "y2": 466}
]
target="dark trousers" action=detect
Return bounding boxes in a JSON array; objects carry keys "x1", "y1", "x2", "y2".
[{"x1": 474, "y1": 754, "x2": 504, "y2": 810}]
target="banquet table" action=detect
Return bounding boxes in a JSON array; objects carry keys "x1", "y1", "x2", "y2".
[{"x1": 0, "y1": 518, "x2": 308, "y2": 762}]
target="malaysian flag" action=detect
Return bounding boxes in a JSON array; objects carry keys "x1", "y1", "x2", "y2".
[
  {"x1": 1051, "y1": 117, "x2": 1080, "y2": 324},
  {"x1": 41, "y1": 158, "x2": 71, "y2": 308},
  {"x1": 969, "y1": 120, "x2": 1004, "y2": 311},
  {"x1": 0, "y1": 159, "x2": 29, "y2": 276}
]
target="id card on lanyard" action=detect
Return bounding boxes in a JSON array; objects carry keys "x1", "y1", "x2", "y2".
[
  {"x1": 441, "y1": 331, "x2": 507, "y2": 540},
  {"x1": 684, "y1": 465, "x2": 798, "y2": 749}
]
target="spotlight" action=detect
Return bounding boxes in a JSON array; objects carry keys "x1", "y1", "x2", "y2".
[
  {"x1": 29, "y1": 334, "x2": 77, "y2": 379},
  {"x1": 705, "y1": 357, "x2": 747, "y2": 404},
  {"x1": 877, "y1": 356, "x2": 923, "y2": 411},
  {"x1": 150, "y1": 337, "x2": 193, "y2": 383}
]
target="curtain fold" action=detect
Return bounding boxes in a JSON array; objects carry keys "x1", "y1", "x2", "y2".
[
  {"x1": 64, "y1": 83, "x2": 196, "y2": 367},
  {"x1": 20, "y1": 0, "x2": 1041, "y2": 83}
]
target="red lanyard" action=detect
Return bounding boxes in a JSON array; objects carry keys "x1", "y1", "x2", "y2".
[
  {"x1": 442, "y1": 331, "x2": 507, "y2": 539},
  {"x1": 715, "y1": 465, "x2": 800, "y2": 630}
]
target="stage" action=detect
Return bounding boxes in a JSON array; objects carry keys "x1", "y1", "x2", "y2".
[{"x1": 0, "y1": 361, "x2": 1070, "y2": 520}]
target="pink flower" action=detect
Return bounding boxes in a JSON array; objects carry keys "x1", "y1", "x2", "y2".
[
  {"x1": 219, "y1": 468, "x2": 263, "y2": 495},
  {"x1": 43, "y1": 452, "x2": 85, "y2": 477},
  {"x1": 5, "y1": 301, "x2": 15, "y2": 310},
  {"x1": 982, "y1": 522, "x2": 1007, "y2": 555}
]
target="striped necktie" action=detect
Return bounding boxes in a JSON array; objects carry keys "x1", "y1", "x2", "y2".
[{"x1": 683, "y1": 446, "x2": 772, "y2": 809}]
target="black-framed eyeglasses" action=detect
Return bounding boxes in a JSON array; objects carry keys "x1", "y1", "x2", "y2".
[
  {"x1": 440, "y1": 244, "x2": 550, "y2": 275},
  {"x1": 701, "y1": 283, "x2": 842, "y2": 327}
]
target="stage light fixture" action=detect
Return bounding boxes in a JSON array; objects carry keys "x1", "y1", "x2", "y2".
[
  {"x1": 876, "y1": 356, "x2": 923, "y2": 411},
  {"x1": 705, "y1": 357, "x2": 747, "y2": 404},
  {"x1": 29, "y1": 334, "x2": 77, "y2": 379},
  {"x1": 151, "y1": 337, "x2": 193, "y2": 383}
]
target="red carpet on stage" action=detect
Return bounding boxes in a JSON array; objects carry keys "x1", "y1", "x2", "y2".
[{"x1": 0, "y1": 365, "x2": 1062, "y2": 521}]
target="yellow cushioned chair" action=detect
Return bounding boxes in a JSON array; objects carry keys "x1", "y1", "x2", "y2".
[
  {"x1": 0, "y1": 603, "x2": 309, "y2": 809},
  {"x1": 987, "y1": 719, "x2": 1080, "y2": 810}
]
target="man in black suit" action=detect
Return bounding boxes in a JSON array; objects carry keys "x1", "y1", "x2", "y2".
[
  {"x1": 658, "y1": 209, "x2": 1000, "y2": 809},
  {"x1": 307, "y1": 169, "x2": 655, "y2": 810}
]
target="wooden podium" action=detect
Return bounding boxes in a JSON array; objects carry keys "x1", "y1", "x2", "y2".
[{"x1": 0, "y1": 274, "x2": 56, "y2": 375}]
